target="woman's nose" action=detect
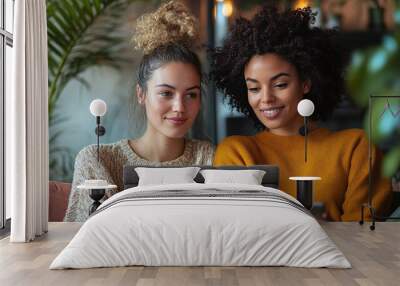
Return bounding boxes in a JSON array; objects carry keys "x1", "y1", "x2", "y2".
[
  {"x1": 172, "y1": 97, "x2": 185, "y2": 112},
  {"x1": 261, "y1": 87, "x2": 275, "y2": 103}
]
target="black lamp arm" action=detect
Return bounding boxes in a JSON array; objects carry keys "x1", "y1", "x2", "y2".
[
  {"x1": 95, "y1": 116, "x2": 106, "y2": 163},
  {"x1": 304, "y1": 116, "x2": 308, "y2": 163}
]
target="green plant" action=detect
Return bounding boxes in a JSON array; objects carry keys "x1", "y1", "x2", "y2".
[
  {"x1": 347, "y1": 31, "x2": 400, "y2": 177},
  {"x1": 47, "y1": 0, "x2": 135, "y2": 181}
]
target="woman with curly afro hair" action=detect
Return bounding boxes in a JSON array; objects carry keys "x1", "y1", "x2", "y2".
[{"x1": 210, "y1": 5, "x2": 392, "y2": 221}]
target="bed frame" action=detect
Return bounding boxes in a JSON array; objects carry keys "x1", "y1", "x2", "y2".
[{"x1": 123, "y1": 165, "x2": 280, "y2": 190}]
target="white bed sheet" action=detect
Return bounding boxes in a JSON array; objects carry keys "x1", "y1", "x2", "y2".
[{"x1": 50, "y1": 183, "x2": 351, "y2": 269}]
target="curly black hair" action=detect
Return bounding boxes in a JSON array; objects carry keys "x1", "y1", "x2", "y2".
[{"x1": 209, "y1": 5, "x2": 345, "y2": 129}]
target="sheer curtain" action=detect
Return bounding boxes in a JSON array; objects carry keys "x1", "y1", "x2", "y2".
[{"x1": 7, "y1": 0, "x2": 49, "y2": 242}]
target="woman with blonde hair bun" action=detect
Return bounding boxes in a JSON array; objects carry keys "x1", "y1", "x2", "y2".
[{"x1": 65, "y1": 1, "x2": 214, "y2": 222}]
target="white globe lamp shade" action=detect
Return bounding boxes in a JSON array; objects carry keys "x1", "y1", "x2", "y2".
[
  {"x1": 90, "y1": 99, "x2": 107, "y2": 117},
  {"x1": 297, "y1": 99, "x2": 314, "y2": 117}
]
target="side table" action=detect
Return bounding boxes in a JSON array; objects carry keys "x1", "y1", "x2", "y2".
[
  {"x1": 289, "y1": 176, "x2": 321, "y2": 210},
  {"x1": 78, "y1": 183, "x2": 117, "y2": 215}
]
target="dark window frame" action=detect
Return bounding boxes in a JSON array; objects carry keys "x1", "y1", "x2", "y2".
[{"x1": 1, "y1": 0, "x2": 14, "y2": 233}]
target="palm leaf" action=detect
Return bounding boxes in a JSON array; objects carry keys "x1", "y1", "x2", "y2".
[
  {"x1": 47, "y1": 0, "x2": 134, "y2": 181},
  {"x1": 47, "y1": 0, "x2": 133, "y2": 124}
]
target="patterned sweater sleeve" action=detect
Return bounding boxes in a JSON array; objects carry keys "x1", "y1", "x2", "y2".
[
  {"x1": 192, "y1": 140, "x2": 215, "y2": 165},
  {"x1": 64, "y1": 145, "x2": 116, "y2": 222}
]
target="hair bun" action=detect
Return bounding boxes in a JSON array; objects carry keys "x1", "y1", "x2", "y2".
[{"x1": 133, "y1": 1, "x2": 199, "y2": 54}]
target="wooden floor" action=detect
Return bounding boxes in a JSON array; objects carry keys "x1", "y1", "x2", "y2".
[{"x1": 0, "y1": 222, "x2": 399, "y2": 286}]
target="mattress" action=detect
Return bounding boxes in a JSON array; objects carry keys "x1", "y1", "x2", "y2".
[{"x1": 50, "y1": 183, "x2": 351, "y2": 269}]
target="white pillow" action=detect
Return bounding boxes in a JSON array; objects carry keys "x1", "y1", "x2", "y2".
[
  {"x1": 135, "y1": 167, "x2": 201, "y2": 186},
  {"x1": 200, "y1": 169, "x2": 266, "y2": 185}
]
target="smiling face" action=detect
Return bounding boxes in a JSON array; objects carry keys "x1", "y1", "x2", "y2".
[
  {"x1": 244, "y1": 53, "x2": 311, "y2": 136},
  {"x1": 137, "y1": 62, "x2": 201, "y2": 139}
]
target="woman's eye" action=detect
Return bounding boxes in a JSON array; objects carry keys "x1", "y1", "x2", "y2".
[
  {"x1": 274, "y1": 83, "x2": 288, "y2": 89},
  {"x1": 159, "y1": 91, "x2": 172, "y2": 97},
  {"x1": 186, "y1": 93, "x2": 198, "y2": 99},
  {"x1": 247, "y1": 87, "x2": 260, "y2": 94}
]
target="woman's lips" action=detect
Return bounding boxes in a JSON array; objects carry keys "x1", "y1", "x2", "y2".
[
  {"x1": 260, "y1": 106, "x2": 284, "y2": 120},
  {"x1": 166, "y1": 117, "x2": 188, "y2": 125}
]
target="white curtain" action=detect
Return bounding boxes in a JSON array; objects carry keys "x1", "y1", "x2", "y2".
[{"x1": 7, "y1": 0, "x2": 49, "y2": 242}]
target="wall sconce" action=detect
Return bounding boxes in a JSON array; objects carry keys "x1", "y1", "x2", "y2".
[
  {"x1": 290, "y1": 99, "x2": 320, "y2": 211},
  {"x1": 89, "y1": 99, "x2": 107, "y2": 162},
  {"x1": 78, "y1": 99, "x2": 116, "y2": 215}
]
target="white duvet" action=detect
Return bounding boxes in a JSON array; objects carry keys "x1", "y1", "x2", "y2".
[{"x1": 50, "y1": 183, "x2": 351, "y2": 269}]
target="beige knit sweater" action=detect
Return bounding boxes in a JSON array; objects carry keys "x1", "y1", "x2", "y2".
[{"x1": 64, "y1": 139, "x2": 215, "y2": 222}]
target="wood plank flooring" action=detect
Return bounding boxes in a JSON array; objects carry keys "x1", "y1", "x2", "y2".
[{"x1": 0, "y1": 222, "x2": 399, "y2": 286}]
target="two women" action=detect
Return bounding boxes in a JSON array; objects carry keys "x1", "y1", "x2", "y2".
[
  {"x1": 66, "y1": 2, "x2": 392, "y2": 222},
  {"x1": 65, "y1": 1, "x2": 214, "y2": 222}
]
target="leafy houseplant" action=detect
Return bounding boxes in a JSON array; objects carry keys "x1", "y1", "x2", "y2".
[
  {"x1": 47, "y1": 0, "x2": 135, "y2": 181},
  {"x1": 347, "y1": 30, "x2": 400, "y2": 178}
]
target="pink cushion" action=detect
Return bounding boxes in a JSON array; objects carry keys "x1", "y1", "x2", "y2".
[{"x1": 49, "y1": 181, "x2": 71, "y2": 222}]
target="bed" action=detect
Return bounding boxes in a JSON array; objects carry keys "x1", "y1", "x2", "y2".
[{"x1": 50, "y1": 165, "x2": 350, "y2": 269}]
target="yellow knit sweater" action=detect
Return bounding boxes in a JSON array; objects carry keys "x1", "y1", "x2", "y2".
[{"x1": 214, "y1": 128, "x2": 392, "y2": 221}]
